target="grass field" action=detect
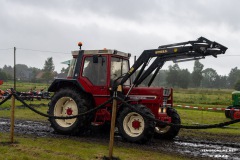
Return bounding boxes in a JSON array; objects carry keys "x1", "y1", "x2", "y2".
[
  {"x1": 174, "y1": 88, "x2": 233, "y2": 108},
  {"x1": 0, "y1": 81, "x2": 49, "y2": 92},
  {"x1": 0, "y1": 133, "x2": 188, "y2": 160}
]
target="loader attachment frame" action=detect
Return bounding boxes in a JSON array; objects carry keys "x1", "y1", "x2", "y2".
[{"x1": 115, "y1": 37, "x2": 227, "y2": 91}]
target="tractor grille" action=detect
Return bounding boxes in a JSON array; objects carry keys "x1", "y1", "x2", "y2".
[
  {"x1": 163, "y1": 88, "x2": 171, "y2": 96},
  {"x1": 162, "y1": 88, "x2": 171, "y2": 108}
]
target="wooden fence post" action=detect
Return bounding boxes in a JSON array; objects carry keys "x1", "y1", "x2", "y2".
[
  {"x1": 108, "y1": 97, "x2": 117, "y2": 159},
  {"x1": 10, "y1": 94, "x2": 15, "y2": 143}
]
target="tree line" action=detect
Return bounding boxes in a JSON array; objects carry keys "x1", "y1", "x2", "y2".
[
  {"x1": 141, "y1": 60, "x2": 240, "y2": 90},
  {"x1": 0, "y1": 57, "x2": 55, "y2": 84},
  {"x1": 1, "y1": 58, "x2": 240, "y2": 90}
]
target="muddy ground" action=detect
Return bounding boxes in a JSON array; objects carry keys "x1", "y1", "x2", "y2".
[{"x1": 0, "y1": 118, "x2": 239, "y2": 160}]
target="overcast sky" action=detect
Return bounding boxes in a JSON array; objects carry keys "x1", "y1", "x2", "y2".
[{"x1": 0, "y1": 0, "x2": 239, "y2": 75}]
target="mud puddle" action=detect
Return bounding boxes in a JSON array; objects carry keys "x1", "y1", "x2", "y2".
[{"x1": 0, "y1": 118, "x2": 239, "y2": 159}]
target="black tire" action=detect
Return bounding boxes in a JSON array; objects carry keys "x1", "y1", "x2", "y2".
[
  {"x1": 225, "y1": 106, "x2": 233, "y2": 118},
  {"x1": 117, "y1": 104, "x2": 155, "y2": 144},
  {"x1": 154, "y1": 107, "x2": 181, "y2": 140},
  {"x1": 48, "y1": 89, "x2": 89, "y2": 135}
]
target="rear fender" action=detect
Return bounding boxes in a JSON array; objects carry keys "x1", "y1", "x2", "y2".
[{"x1": 48, "y1": 79, "x2": 85, "y2": 93}]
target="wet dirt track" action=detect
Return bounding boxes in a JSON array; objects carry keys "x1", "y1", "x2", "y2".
[{"x1": 0, "y1": 118, "x2": 239, "y2": 160}]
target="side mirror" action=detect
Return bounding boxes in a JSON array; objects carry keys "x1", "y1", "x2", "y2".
[{"x1": 93, "y1": 55, "x2": 98, "y2": 63}]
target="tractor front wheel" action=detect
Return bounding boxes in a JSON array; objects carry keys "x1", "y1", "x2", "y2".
[
  {"x1": 117, "y1": 104, "x2": 155, "y2": 144},
  {"x1": 154, "y1": 107, "x2": 181, "y2": 140},
  {"x1": 48, "y1": 89, "x2": 89, "y2": 135}
]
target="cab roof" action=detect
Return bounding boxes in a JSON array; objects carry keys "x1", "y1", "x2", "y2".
[{"x1": 71, "y1": 49, "x2": 131, "y2": 58}]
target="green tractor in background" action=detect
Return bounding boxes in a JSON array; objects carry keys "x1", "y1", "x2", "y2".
[{"x1": 225, "y1": 91, "x2": 240, "y2": 120}]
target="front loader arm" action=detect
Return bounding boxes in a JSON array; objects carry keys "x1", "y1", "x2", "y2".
[{"x1": 117, "y1": 37, "x2": 227, "y2": 89}]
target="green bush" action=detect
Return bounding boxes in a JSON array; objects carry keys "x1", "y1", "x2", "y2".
[{"x1": 234, "y1": 80, "x2": 240, "y2": 91}]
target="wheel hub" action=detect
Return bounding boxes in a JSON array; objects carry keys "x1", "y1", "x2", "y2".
[
  {"x1": 66, "y1": 107, "x2": 73, "y2": 115},
  {"x1": 132, "y1": 120, "x2": 141, "y2": 129}
]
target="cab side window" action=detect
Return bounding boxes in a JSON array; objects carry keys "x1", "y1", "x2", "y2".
[{"x1": 82, "y1": 56, "x2": 107, "y2": 86}]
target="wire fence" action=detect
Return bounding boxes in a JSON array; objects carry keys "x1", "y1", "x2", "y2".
[{"x1": 1, "y1": 91, "x2": 240, "y2": 129}]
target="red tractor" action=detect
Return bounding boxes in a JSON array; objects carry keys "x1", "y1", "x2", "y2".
[{"x1": 48, "y1": 37, "x2": 227, "y2": 143}]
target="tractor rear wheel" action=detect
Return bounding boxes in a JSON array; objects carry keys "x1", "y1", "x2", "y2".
[
  {"x1": 117, "y1": 104, "x2": 155, "y2": 144},
  {"x1": 225, "y1": 106, "x2": 233, "y2": 118},
  {"x1": 48, "y1": 89, "x2": 89, "y2": 135},
  {"x1": 154, "y1": 107, "x2": 181, "y2": 140}
]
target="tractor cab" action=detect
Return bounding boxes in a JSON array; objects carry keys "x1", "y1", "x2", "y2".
[
  {"x1": 68, "y1": 49, "x2": 131, "y2": 85},
  {"x1": 66, "y1": 49, "x2": 131, "y2": 107}
]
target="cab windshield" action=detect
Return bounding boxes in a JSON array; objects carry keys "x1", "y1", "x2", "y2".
[
  {"x1": 111, "y1": 57, "x2": 130, "y2": 86},
  {"x1": 67, "y1": 58, "x2": 77, "y2": 78}
]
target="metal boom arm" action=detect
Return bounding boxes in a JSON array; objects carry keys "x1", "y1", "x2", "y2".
[{"x1": 117, "y1": 37, "x2": 227, "y2": 89}]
